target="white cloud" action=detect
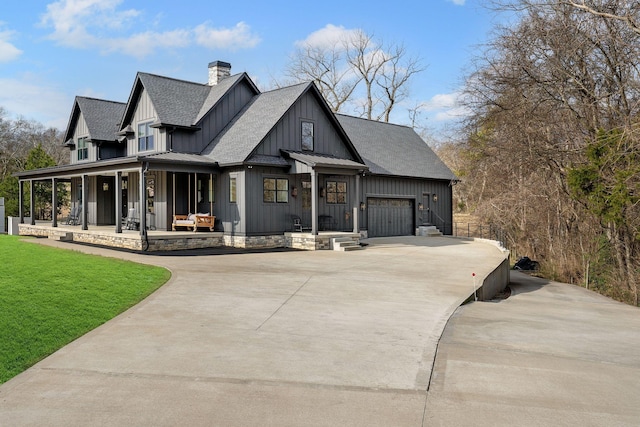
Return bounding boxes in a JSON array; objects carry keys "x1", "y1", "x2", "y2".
[
  {"x1": 40, "y1": 0, "x2": 259, "y2": 57},
  {"x1": 0, "y1": 77, "x2": 71, "y2": 129},
  {"x1": 447, "y1": 0, "x2": 466, "y2": 5},
  {"x1": 414, "y1": 91, "x2": 471, "y2": 123},
  {"x1": 194, "y1": 22, "x2": 261, "y2": 50},
  {"x1": 0, "y1": 27, "x2": 22, "y2": 63},
  {"x1": 422, "y1": 93, "x2": 459, "y2": 111},
  {"x1": 295, "y1": 24, "x2": 360, "y2": 50}
]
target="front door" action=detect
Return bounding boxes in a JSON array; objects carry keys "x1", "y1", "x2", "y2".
[{"x1": 97, "y1": 175, "x2": 115, "y2": 225}]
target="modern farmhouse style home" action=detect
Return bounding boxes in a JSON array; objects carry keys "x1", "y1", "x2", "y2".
[{"x1": 16, "y1": 61, "x2": 456, "y2": 251}]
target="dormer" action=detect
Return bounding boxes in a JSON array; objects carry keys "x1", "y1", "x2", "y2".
[{"x1": 63, "y1": 97, "x2": 126, "y2": 164}]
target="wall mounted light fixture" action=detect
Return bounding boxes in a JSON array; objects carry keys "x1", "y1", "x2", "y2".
[
  {"x1": 418, "y1": 202, "x2": 424, "y2": 211},
  {"x1": 360, "y1": 202, "x2": 366, "y2": 211},
  {"x1": 433, "y1": 194, "x2": 438, "y2": 202},
  {"x1": 319, "y1": 187, "x2": 325, "y2": 198},
  {"x1": 291, "y1": 186, "x2": 298, "y2": 197}
]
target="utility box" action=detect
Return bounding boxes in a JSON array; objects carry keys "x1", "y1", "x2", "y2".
[{"x1": 0, "y1": 197, "x2": 5, "y2": 233}]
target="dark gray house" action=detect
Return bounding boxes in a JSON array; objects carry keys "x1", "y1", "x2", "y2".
[{"x1": 16, "y1": 61, "x2": 456, "y2": 250}]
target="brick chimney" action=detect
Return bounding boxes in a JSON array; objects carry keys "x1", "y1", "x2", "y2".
[{"x1": 208, "y1": 61, "x2": 231, "y2": 85}]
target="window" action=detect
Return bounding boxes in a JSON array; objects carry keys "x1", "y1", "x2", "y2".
[
  {"x1": 301, "y1": 121, "x2": 314, "y2": 151},
  {"x1": 77, "y1": 137, "x2": 88, "y2": 161},
  {"x1": 229, "y1": 177, "x2": 237, "y2": 203},
  {"x1": 138, "y1": 122, "x2": 154, "y2": 151},
  {"x1": 326, "y1": 181, "x2": 347, "y2": 204},
  {"x1": 263, "y1": 178, "x2": 288, "y2": 203}
]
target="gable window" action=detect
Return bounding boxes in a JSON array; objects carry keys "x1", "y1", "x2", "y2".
[
  {"x1": 137, "y1": 122, "x2": 154, "y2": 152},
  {"x1": 229, "y1": 177, "x2": 237, "y2": 203},
  {"x1": 77, "y1": 137, "x2": 88, "y2": 161},
  {"x1": 326, "y1": 181, "x2": 347, "y2": 204},
  {"x1": 301, "y1": 121, "x2": 314, "y2": 151},
  {"x1": 263, "y1": 178, "x2": 289, "y2": 203}
]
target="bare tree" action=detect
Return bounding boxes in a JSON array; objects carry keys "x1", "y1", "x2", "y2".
[
  {"x1": 563, "y1": 0, "x2": 640, "y2": 34},
  {"x1": 282, "y1": 29, "x2": 425, "y2": 123},
  {"x1": 456, "y1": 0, "x2": 640, "y2": 304}
]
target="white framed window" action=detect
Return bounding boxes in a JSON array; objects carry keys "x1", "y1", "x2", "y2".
[
  {"x1": 229, "y1": 177, "x2": 237, "y2": 203},
  {"x1": 137, "y1": 122, "x2": 154, "y2": 151},
  {"x1": 77, "y1": 137, "x2": 88, "y2": 161}
]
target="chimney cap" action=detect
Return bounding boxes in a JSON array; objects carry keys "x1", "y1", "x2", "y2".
[{"x1": 208, "y1": 60, "x2": 231, "y2": 69}]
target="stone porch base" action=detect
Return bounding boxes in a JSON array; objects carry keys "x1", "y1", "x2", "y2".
[{"x1": 18, "y1": 223, "x2": 360, "y2": 252}]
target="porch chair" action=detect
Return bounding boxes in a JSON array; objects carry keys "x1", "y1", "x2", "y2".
[
  {"x1": 67, "y1": 205, "x2": 82, "y2": 225},
  {"x1": 65, "y1": 206, "x2": 78, "y2": 225},
  {"x1": 291, "y1": 215, "x2": 311, "y2": 232},
  {"x1": 124, "y1": 208, "x2": 138, "y2": 230}
]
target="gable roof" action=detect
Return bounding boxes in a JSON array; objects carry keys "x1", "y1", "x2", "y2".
[
  {"x1": 120, "y1": 72, "x2": 256, "y2": 131},
  {"x1": 201, "y1": 82, "x2": 365, "y2": 167},
  {"x1": 201, "y1": 83, "x2": 310, "y2": 165},
  {"x1": 194, "y1": 73, "x2": 257, "y2": 123},
  {"x1": 336, "y1": 114, "x2": 457, "y2": 181},
  {"x1": 64, "y1": 97, "x2": 125, "y2": 143}
]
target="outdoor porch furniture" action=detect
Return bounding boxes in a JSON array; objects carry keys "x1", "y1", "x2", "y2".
[
  {"x1": 291, "y1": 215, "x2": 311, "y2": 232},
  {"x1": 318, "y1": 214, "x2": 335, "y2": 231},
  {"x1": 124, "y1": 208, "x2": 139, "y2": 230},
  {"x1": 65, "y1": 205, "x2": 82, "y2": 225},
  {"x1": 172, "y1": 213, "x2": 215, "y2": 232}
]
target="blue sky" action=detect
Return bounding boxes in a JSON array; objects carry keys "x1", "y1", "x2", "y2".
[{"x1": 0, "y1": 0, "x2": 498, "y2": 135}]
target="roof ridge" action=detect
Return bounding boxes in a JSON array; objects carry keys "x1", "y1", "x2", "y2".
[
  {"x1": 76, "y1": 96, "x2": 126, "y2": 105},
  {"x1": 336, "y1": 113, "x2": 412, "y2": 130},
  {"x1": 138, "y1": 71, "x2": 243, "y2": 87},
  {"x1": 259, "y1": 81, "x2": 310, "y2": 95}
]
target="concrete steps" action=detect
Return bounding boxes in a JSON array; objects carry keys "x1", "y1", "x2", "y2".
[
  {"x1": 331, "y1": 237, "x2": 364, "y2": 251},
  {"x1": 418, "y1": 225, "x2": 442, "y2": 237},
  {"x1": 50, "y1": 231, "x2": 74, "y2": 242}
]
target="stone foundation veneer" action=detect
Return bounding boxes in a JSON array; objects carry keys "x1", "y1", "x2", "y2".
[{"x1": 18, "y1": 224, "x2": 359, "y2": 252}]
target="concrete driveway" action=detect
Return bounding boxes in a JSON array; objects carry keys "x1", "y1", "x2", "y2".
[
  {"x1": 426, "y1": 272, "x2": 640, "y2": 426},
  {"x1": 0, "y1": 236, "x2": 505, "y2": 426}
]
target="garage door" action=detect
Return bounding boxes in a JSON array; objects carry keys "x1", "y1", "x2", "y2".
[{"x1": 367, "y1": 198, "x2": 414, "y2": 237}]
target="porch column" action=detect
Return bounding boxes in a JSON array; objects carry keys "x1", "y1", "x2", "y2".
[
  {"x1": 172, "y1": 172, "x2": 176, "y2": 220},
  {"x1": 311, "y1": 170, "x2": 318, "y2": 235},
  {"x1": 209, "y1": 173, "x2": 213, "y2": 215},
  {"x1": 139, "y1": 166, "x2": 147, "y2": 236},
  {"x1": 19, "y1": 180, "x2": 24, "y2": 223},
  {"x1": 115, "y1": 171, "x2": 122, "y2": 233},
  {"x1": 194, "y1": 172, "x2": 198, "y2": 212},
  {"x1": 353, "y1": 174, "x2": 360, "y2": 233},
  {"x1": 81, "y1": 174, "x2": 88, "y2": 230},
  {"x1": 52, "y1": 178, "x2": 58, "y2": 227},
  {"x1": 29, "y1": 179, "x2": 35, "y2": 225}
]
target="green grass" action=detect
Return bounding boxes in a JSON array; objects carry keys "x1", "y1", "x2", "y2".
[{"x1": 0, "y1": 235, "x2": 171, "y2": 384}]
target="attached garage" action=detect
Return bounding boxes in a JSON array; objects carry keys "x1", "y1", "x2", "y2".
[{"x1": 367, "y1": 198, "x2": 415, "y2": 237}]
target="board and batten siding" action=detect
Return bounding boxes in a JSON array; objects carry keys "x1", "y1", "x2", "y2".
[
  {"x1": 173, "y1": 81, "x2": 256, "y2": 154},
  {"x1": 254, "y1": 91, "x2": 355, "y2": 158},
  {"x1": 360, "y1": 176, "x2": 452, "y2": 234},
  {"x1": 218, "y1": 170, "x2": 245, "y2": 235},
  {"x1": 126, "y1": 89, "x2": 166, "y2": 156}
]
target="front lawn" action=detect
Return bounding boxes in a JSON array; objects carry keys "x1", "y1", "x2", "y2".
[{"x1": 0, "y1": 235, "x2": 170, "y2": 384}]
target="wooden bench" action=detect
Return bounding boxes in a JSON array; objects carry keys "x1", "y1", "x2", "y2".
[{"x1": 172, "y1": 214, "x2": 215, "y2": 232}]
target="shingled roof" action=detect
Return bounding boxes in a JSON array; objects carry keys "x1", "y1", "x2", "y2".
[
  {"x1": 336, "y1": 114, "x2": 457, "y2": 181},
  {"x1": 64, "y1": 97, "x2": 125, "y2": 143},
  {"x1": 201, "y1": 82, "x2": 310, "y2": 166}
]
